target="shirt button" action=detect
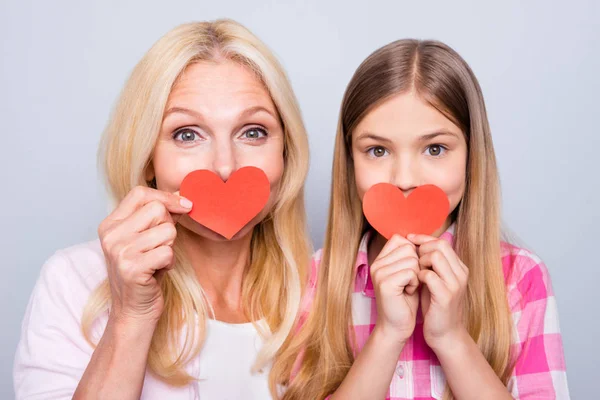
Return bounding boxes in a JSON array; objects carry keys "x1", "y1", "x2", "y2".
[{"x1": 395, "y1": 364, "x2": 405, "y2": 379}]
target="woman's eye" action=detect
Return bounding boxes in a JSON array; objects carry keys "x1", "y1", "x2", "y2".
[
  {"x1": 426, "y1": 144, "x2": 446, "y2": 157},
  {"x1": 242, "y1": 128, "x2": 267, "y2": 140},
  {"x1": 173, "y1": 129, "x2": 201, "y2": 142},
  {"x1": 368, "y1": 146, "x2": 388, "y2": 158}
]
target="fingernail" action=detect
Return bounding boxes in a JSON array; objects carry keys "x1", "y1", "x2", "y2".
[{"x1": 180, "y1": 197, "x2": 193, "y2": 208}]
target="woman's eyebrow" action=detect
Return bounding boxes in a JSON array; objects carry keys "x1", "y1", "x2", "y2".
[
  {"x1": 163, "y1": 105, "x2": 277, "y2": 121},
  {"x1": 237, "y1": 105, "x2": 278, "y2": 120},
  {"x1": 163, "y1": 107, "x2": 203, "y2": 121}
]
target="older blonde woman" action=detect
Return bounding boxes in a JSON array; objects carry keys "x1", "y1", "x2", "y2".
[{"x1": 14, "y1": 19, "x2": 311, "y2": 400}]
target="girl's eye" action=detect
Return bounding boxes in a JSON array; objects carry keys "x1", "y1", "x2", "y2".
[
  {"x1": 426, "y1": 144, "x2": 447, "y2": 157},
  {"x1": 242, "y1": 128, "x2": 267, "y2": 140},
  {"x1": 173, "y1": 129, "x2": 201, "y2": 142},
  {"x1": 368, "y1": 146, "x2": 388, "y2": 158}
]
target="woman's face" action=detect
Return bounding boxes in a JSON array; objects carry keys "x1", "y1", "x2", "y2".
[
  {"x1": 351, "y1": 92, "x2": 468, "y2": 235},
  {"x1": 148, "y1": 60, "x2": 285, "y2": 241}
]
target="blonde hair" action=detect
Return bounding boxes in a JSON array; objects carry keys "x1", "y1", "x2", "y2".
[
  {"x1": 81, "y1": 19, "x2": 311, "y2": 392},
  {"x1": 276, "y1": 39, "x2": 513, "y2": 399}
]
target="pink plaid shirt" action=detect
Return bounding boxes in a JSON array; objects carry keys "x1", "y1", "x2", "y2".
[{"x1": 306, "y1": 226, "x2": 569, "y2": 399}]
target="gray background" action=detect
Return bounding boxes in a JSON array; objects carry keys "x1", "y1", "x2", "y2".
[{"x1": 1, "y1": 0, "x2": 598, "y2": 398}]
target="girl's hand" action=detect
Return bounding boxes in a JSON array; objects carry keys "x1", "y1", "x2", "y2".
[
  {"x1": 408, "y1": 234, "x2": 469, "y2": 350},
  {"x1": 371, "y1": 234, "x2": 421, "y2": 346}
]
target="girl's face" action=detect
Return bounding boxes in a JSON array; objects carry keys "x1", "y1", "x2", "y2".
[
  {"x1": 148, "y1": 60, "x2": 285, "y2": 241},
  {"x1": 351, "y1": 92, "x2": 468, "y2": 236}
]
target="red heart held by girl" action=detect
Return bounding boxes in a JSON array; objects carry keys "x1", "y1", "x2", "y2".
[
  {"x1": 363, "y1": 183, "x2": 450, "y2": 239},
  {"x1": 179, "y1": 166, "x2": 270, "y2": 240}
]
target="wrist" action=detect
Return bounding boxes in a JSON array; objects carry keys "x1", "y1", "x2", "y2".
[
  {"x1": 372, "y1": 324, "x2": 408, "y2": 353},
  {"x1": 428, "y1": 326, "x2": 470, "y2": 355},
  {"x1": 107, "y1": 313, "x2": 158, "y2": 346}
]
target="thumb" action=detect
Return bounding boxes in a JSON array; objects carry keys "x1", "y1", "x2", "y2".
[{"x1": 172, "y1": 190, "x2": 191, "y2": 224}]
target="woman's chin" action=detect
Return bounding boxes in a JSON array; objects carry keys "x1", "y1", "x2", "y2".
[{"x1": 177, "y1": 215, "x2": 257, "y2": 242}]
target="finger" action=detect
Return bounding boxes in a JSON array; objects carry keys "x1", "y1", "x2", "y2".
[
  {"x1": 372, "y1": 257, "x2": 420, "y2": 283},
  {"x1": 418, "y1": 269, "x2": 450, "y2": 300},
  {"x1": 459, "y1": 260, "x2": 469, "y2": 276},
  {"x1": 131, "y1": 222, "x2": 178, "y2": 253},
  {"x1": 121, "y1": 200, "x2": 176, "y2": 234},
  {"x1": 413, "y1": 238, "x2": 465, "y2": 283},
  {"x1": 411, "y1": 236, "x2": 456, "y2": 261},
  {"x1": 108, "y1": 186, "x2": 193, "y2": 222},
  {"x1": 375, "y1": 234, "x2": 416, "y2": 262},
  {"x1": 136, "y1": 245, "x2": 175, "y2": 278},
  {"x1": 419, "y1": 250, "x2": 459, "y2": 289},
  {"x1": 371, "y1": 244, "x2": 418, "y2": 273},
  {"x1": 406, "y1": 233, "x2": 437, "y2": 246},
  {"x1": 380, "y1": 269, "x2": 419, "y2": 296}
]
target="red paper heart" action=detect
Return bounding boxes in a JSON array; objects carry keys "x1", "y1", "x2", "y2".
[
  {"x1": 363, "y1": 183, "x2": 450, "y2": 239},
  {"x1": 179, "y1": 166, "x2": 270, "y2": 239}
]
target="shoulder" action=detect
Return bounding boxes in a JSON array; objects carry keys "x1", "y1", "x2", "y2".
[
  {"x1": 14, "y1": 240, "x2": 109, "y2": 395},
  {"x1": 500, "y1": 242, "x2": 555, "y2": 311},
  {"x1": 36, "y1": 239, "x2": 108, "y2": 306}
]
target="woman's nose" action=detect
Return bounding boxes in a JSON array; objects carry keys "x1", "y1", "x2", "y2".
[{"x1": 212, "y1": 140, "x2": 236, "y2": 181}]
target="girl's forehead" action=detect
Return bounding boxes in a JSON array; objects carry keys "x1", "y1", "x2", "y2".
[{"x1": 353, "y1": 93, "x2": 463, "y2": 142}]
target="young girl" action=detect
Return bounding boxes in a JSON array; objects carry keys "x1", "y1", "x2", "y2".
[
  {"x1": 277, "y1": 40, "x2": 569, "y2": 399},
  {"x1": 14, "y1": 20, "x2": 312, "y2": 399}
]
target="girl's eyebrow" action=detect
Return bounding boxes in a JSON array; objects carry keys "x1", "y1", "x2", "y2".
[
  {"x1": 354, "y1": 132, "x2": 393, "y2": 144},
  {"x1": 418, "y1": 130, "x2": 460, "y2": 142}
]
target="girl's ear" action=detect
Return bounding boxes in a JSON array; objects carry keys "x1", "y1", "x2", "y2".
[{"x1": 346, "y1": 138, "x2": 354, "y2": 160}]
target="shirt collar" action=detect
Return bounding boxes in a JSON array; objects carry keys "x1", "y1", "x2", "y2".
[{"x1": 354, "y1": 223, "x2": 457, "y2": 297}]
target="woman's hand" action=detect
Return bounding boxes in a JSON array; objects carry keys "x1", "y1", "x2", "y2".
[
  {"x1": 98, "y1": 186, "x2": 193, "y2": 325},
  {"x1": 408, "y1": 234, "x2": 469, "y2": 350},
  {"x1": 371, "y1": 234, "x2": 421, "y2": 346}
]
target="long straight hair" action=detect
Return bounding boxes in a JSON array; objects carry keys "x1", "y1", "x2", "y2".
[
  {"x1": 275, "y1": 39, "x2": 513, "y2": 399},
  {"x1": 81, "y1": 20, "x2": 311, "y2": 393}
]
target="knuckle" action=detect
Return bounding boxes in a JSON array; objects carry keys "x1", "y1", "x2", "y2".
[
  {"x1": 398, "y1": 243, "x2": 412, "y2": 254},
  {"x1": 390, "y1": 234, "x2": 404, "y2": 247},
  {"x1": 131, "y1": 185, "x2": 147, "y2": 199},
  {"x1": 371, "y1": 269, "x2": 381, "y2": 284},
  {"x1": 164, "y1": 223, "x2": 177, "y2": 239},
  {"x1": 101, "y1": 229, "x2": 120, "y2": 252},
  {"x1": 432, "y1": 251, "x2": 444, "y2": 263},
  {"x1": 370, "y1": 261, "x2": 381, "y2": 273},
  {"x1": 402, "y1": 240, "x2": 416, "y2": 250},
  {"x1": 98, "y1": 220, "x2": 109, "y2": 236},
  {"x1": 148, "y1": 200, "x2": 166, "y2": 217},
  {"x1": 161, "y1": 246, "x2": 174, "y2": 264}
]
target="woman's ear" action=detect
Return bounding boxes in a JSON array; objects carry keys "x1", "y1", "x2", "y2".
[{"x1": 144, "y1": 162, "x2": 156, "y2": 188}]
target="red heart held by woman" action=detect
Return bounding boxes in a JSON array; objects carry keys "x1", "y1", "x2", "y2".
[
  {"x1": 179, "y1": 166, "x2": 270, "y2": 240},
  {"x1": 363, "y1": 183, "x2": 450, "y2": 239}
]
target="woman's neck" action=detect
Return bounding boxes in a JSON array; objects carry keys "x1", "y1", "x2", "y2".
[{"x1": 179, "y1": 228, "x2": 253, "y2": 322}]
